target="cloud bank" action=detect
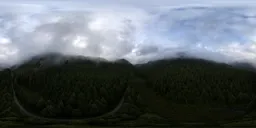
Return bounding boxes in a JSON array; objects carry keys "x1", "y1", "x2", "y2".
[{"x1": 0, "y1": 2, "x2": 256, "y2": 67}]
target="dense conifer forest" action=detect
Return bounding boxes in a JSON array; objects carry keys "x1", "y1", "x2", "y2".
[{"x1": 0, "y1": 54, "x2": 256, "y2": 126}]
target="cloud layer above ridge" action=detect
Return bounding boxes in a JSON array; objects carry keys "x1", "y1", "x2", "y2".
[{"x1": 0, "y1": 2, "x2": 256, "y2": 66}]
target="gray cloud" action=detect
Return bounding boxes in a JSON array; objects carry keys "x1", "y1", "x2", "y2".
[{"x1": 0, "y1": 3, "x2": 255, "y2": 67}]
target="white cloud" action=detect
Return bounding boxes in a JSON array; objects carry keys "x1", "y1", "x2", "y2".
[{"x1": 0, "y1": 2, "x2": 256, "y2": 67}]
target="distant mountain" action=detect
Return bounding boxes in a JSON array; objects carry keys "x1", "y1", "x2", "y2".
[
  {"x1": 0, "y1": 64, "x2": 11, "y2": 70},
  {"x1": 5, "y1": 52, "x2": 256, "y2": 73},
  {"x1": 114, "y1": 59, "x2": 132, "y2": 65},
  {"x1": 231, "y1": 62, "x2": 256, "y2": 72},
  {"x1": 16, "y1": 52, "x2": 110, "y2": 69},
  {"x1": 140, "y1": 57, "x2": 227, "y2": 68}
]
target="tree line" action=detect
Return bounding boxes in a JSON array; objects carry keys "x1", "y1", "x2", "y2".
[
  {"x1": 140, "y1": 58, "x2": 256, "y2": 106},
  {"x1": 0, "y1": 56, "x2": 256, "y2": 118}
]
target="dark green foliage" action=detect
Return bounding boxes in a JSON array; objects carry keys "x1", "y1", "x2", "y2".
[
  {"x1": 0, "y1": 69, "x2": 13, "y2": 117},
  {"x1": 0, "y1": 55, "x2": 256, "y2": 121},
  {"x1": 9, "y1": 56, "x2": 135, "y2": 119},
  {"x1": 138, "y1": 58, "x2": 256, "y2": 107}
]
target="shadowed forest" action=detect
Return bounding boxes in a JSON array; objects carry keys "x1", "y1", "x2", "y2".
[{"x1": 0, "y1": 53, "x2": 256, "y2": 127}]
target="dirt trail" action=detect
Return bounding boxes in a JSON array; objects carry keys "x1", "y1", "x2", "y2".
[
  {"x1": 12, "y1": 86, "x2": 125, "y2": 122},
  {"x1": 10, "y1": 70, "x2": 252, "y2": 122},
  {"x1": 10, "y1": 71, "x2": 126, "y2": 122}
]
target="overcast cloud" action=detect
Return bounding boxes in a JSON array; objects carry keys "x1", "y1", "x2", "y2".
[{"x1": 0, "y1": 1, "x2": 255, "y2": 66}]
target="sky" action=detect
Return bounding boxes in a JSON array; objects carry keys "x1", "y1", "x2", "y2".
[
  {"x1": 3, "y1": 0, "x2": 256, "y2": 7},
  {"x1": 0, "y1": 0, "x2": 256, "y2": 66}
]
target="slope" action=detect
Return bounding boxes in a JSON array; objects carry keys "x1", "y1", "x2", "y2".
[{"x1": 0, "y1": 55, "x2": 256, "y2": 124}]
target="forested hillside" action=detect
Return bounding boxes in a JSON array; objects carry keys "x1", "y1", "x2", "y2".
[
  {"x1": 11, "y1": 55, "x2": 137, "y2": 118},
  {"x1": 0, "y1": 54, "x2": 256, "y2": 124},
  {"x1": 139, "y1": 58, "x2": 256, "y2": 106}
]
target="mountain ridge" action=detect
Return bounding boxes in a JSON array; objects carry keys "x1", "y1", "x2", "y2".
[
  {"x1": 1, "y1": 52, "x2": 256, "y2": 124},
  {"x1": 10, "y1": 53, "x2": 256, "y2": 71}
]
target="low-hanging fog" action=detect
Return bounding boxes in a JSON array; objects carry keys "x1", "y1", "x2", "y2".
[{"x1": 0, "y1": 0, "x2": 256, "y2": 67}]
